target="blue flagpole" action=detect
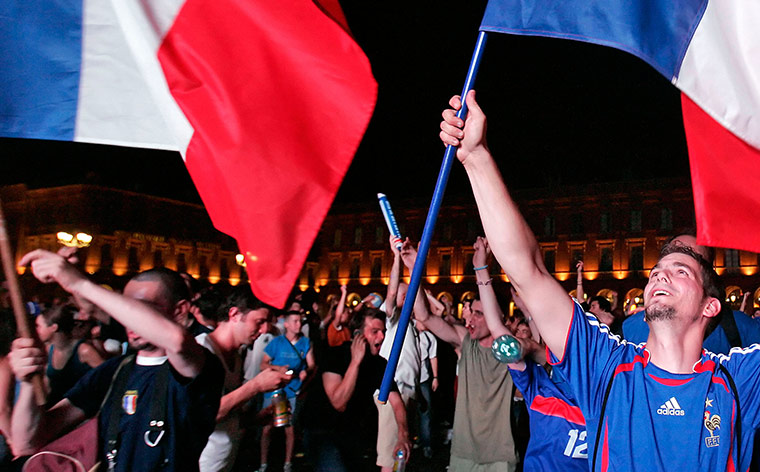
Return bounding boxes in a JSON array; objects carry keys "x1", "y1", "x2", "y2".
[{"x1": 378, "y1": 31, "x2": 488, "y2": 403}]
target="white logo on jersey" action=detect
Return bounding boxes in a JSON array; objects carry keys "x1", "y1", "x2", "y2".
[{"x1": 657, "y1": 397, "x2": 685, "y2": 416}]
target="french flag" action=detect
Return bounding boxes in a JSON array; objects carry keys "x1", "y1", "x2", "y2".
[
  {"x1": 0, "y1": 0, "x2": 377, "y2": 307},
  {"x1": 480, "y1": 0, "x2": 760, "y2": 253}
]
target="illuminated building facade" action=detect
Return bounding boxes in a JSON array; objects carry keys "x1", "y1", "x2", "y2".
[
  {"x1": 2, "y1": 180, "x2": 758, "y2": 313},
  {"x1": 308, "y1": 178, "x2": 760, "y2": 314}
]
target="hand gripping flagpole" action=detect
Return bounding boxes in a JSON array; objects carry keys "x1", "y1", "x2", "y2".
[{"x1": 378, "y1": 31, "x2": 488, "y2": 403}]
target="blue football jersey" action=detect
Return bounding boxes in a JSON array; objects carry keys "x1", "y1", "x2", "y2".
[
  {"x1": 510, "y1": 359, "x2": 588, "y2": 471},
  {"x1": 549, "y1": 302, "x2": 760, "y2": 471}
]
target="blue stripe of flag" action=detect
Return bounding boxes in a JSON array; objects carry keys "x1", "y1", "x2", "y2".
[
  {"x1": 479, "y1": 0, "x2": 707, "y2": 81},
  {"x1": 0, "y1": 0, "x2": 83, "y2": 141}
]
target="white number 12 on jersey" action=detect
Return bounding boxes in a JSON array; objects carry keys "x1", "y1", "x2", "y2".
[{"x1": 563, "y1": 429, "x2": 588, "y2": 458}]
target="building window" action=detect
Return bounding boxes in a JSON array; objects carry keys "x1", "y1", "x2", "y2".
[
  {"x1": 128, "y1": 247, "x2": 140, "y2": 273},
  {"x1": 333, "y1": 229, "x2": 342, "y2": 249},
  {"x1": 571, "y1": 249, "x2": 584, "y2": 264},
  {"x1": 725, "y1": 249, "x2": 740, "y2": 268},
  {"x1": 371, "y1": 256, "x2": 382, "y2": 278},
  {"x1": 307, "y1": 267, "x2": 316, "y2": 286},
  {"x1": 660, "y1": 208, "x2": 673, "y2": 231},
  {"x1": 350, "y1": 257, "x2": 360, "y2": 279},
  {"x1": 600, "y1": 247, "x2": 613, "y2": 272},
  {"x1": 354, "y1": 227, "x2": 362, "y2": 246},
  {"x1": 220, "y1": 259, "x2": 230, "y2": 280},
  {"x1": 544, "y1": 216, "x2": 556, "y2": 237},
  {"x1": 153, "y1": 250, "x2": 164, "y2": 268},
  {"x1": 329, "y1": 259, "x2": 339, "y2": 280},
  {"x1": 176, "y1": 253, "x2": 187, "y2": 274},
  {"x1": 199, "y1": 255, "x2": 209, "y2": 279},
  {"x1": 630, "y1": 245, "x2": 644, "y2": 271},
  {"x1": 466, "y1": 221, "x2": 478, "y2": 242},
  {"x1": 465, "y1": 253, "x2": 474, "y2": 275},
  {"x1": 100, "y1": 244, "x2": 113, "y2": 269},
  {"x1": 443, "y1": 223, "x2": 452, "y2": 243},
  {"x1": 544, "y1": 249, "x2": 556, "y2": 273},
  {"x1": 571, "y1": 213, "x2": 584, "y2": 235},
  {"x1": 375, "y1": 226, "x2": 384, "y2": 244},
  {"x1": 440, "y1": 254, "x2": 451, "y2": 277},
  {"x1": 630, "y1": 210, "x2": 642, "y2": 232},
  {"x1": 600, "y1": 212, "x2": 610, "y2": 234}
]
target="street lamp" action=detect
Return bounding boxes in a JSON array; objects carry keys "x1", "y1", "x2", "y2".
[
  {"x1": 57, "y1": 231, "x2": 93, "y2": 248},
  {"x1": 235, "y1": 253, "x2": 246, "y2": 267}
]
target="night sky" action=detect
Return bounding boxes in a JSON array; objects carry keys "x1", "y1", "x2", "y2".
[{"x1": 0, "y1": 1, "x2": 691, "y2": 209}]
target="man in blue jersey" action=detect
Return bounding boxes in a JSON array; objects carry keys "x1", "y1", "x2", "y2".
[
  {"x1": 440, "y1": 91, "x2": 760, "y2": 471},
  {"x1": 623, "y1": 233, "x2": 760, "y2": 354},
  {"x1": 473, "y1": 236, "x2": 588, "y2": 472}
]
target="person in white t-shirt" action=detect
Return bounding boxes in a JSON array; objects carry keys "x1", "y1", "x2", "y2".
[{"x1": 197, "y1": 286, "x2": 291, "y2": 472}]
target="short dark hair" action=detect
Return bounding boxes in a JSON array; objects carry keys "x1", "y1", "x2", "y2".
[
  {"x1": 659, "y1": 244, "x2": 721, "y2": 301},
  {"x1": 218, "y1": 285, "x2": 273, "y2": 322},
  {"x1": 131, "y1": 268, "x2": 190, "y2": 306},
  {"x1": 348, "y1": 306, "x2": 385, "y2": 334},
  {"x1": 41, "y1": 304, "x2": 78, "y2": 335},
  {"x1": 590, "y1": 296, "x2": 612, "y2": 313},
  {"x1": 662, "y1": 231, "x2": 716, "y2": 264},
  {"x1": 193, "y1": 286, "x2": 224, "y2": 322}
]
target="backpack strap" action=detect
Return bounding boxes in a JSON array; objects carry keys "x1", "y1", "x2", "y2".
[
  {"x1": 719, "y1": 308, "x2": 743, "y2": 349},
  {"x1": 591, "y1": 371, "x2": 616, "y2": 472},
  {"x1": 718, "y1": 363, "x2": 741, "y2": 468}
]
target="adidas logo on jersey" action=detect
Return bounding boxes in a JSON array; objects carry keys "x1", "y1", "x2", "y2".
[{"x1": 657, "y1": 397, "x2": 685, "y2": 416}]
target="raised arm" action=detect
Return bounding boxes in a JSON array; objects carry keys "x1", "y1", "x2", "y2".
[
  {"x1": 575, "y1": 260, "x2": 585, "y2": 303},
  {"x1": 473, "y1": 237, "x2": 526, "y2": 370},
  {"x1": 20, "y1": 249, "x2": 206, "y2": 378},
  {"x1": 424, "y1": 289, "x2": 445, "y2": 317},
  {"x1": 386, "y1": 235, "x2": 402, "y2": 319},
  {"x1": 440, "y1": 91, "x2": 573, "y2": 356},
  {"x1": 333, "y1": 285, "x2": 349, "y2": 329},
  {"x1": 322, "y1": 335, "x2": 366, "y2": 412},
  {"x1": 401, "y1": 240, "x2": 466, "y2": 348},
  {"x1": 740, "y1": 292, "x2": 751, "y2": 315},
  {"x1": 8, "y1": 338, "x2": 87, "y2": 455}
]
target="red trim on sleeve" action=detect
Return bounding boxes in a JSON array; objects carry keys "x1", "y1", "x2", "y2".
[
  {"x1": 547, "y1": 301, "x2": 578, "y2": 366},
  {"x1": 530, "y1": 394, "x2": 586, "y2": 426}
]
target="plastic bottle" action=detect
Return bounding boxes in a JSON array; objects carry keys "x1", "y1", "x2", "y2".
[
  {"x1": 393, "y1": 449, "x2": 406, "y2": 472},
  {"x1": 272, "y1": 388, "x2": 291, "y2": 427}
]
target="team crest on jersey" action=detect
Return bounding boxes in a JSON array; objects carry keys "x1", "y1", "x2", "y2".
[
  {"x1": 122, "y1": 390, "x2": 138, "y2": 415},
  {"x1": 703, "y1": 410, "x2": 721, "y2": 448}
]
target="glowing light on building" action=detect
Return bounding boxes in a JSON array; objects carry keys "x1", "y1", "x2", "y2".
[{"x1": 426, "y1": 276, "x2": 439, "y2": 284}]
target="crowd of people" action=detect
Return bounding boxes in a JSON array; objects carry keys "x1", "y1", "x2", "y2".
[{"x1": 0, "y1": 92, "x2": 758, "y2": 472}]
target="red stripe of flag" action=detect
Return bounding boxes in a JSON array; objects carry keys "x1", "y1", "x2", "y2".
[
  {"x1": 157, "y1": 0, "x2": 377, "y2": 307},
  {"x1": 682, "y1": 94, "x2": 760, "y2": 254}
]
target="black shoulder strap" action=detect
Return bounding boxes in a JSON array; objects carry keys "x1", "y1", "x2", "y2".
[
  {"x1": 104, "y1": 355, "x2": 136, "y2": 469},
  {"x1": 718, "y1": 363, "x2": 741, "y2": 469},
  {"x1": 719, "y1": 308, "x2": 743, "y2": 348},
  {"x1": 592, "y1": 372, "x2": 616, "y2": 472}
]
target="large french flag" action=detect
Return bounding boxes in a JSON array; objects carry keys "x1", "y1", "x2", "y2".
[
  {"x1": 480, "y1": 0, "x2": 760, "y2": 253},
  {"x1": 0, "y1": 0, "x2": 377, "y2": 307}
]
